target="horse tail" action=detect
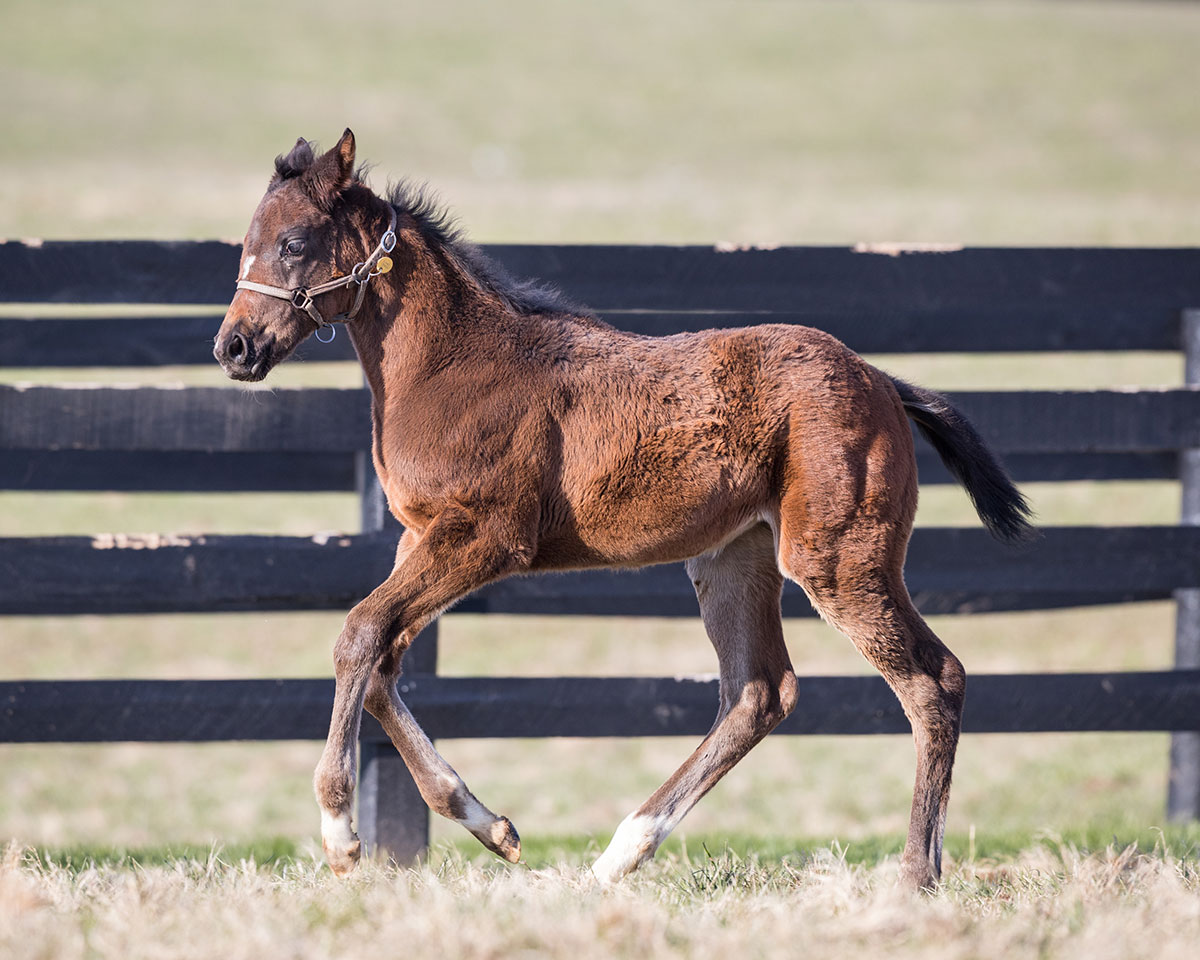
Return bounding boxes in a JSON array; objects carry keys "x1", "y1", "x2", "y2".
[{"x1": 889, "y1": 376, "x2": 1036, "y2": 545}]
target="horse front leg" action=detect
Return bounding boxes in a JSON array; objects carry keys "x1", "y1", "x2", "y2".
[
  {"x1": 312, "y1": 507, "x2": 530, "y2": 875},
  {"x1": 362, "y1": 645, "x2": 520, "y2": 863}
]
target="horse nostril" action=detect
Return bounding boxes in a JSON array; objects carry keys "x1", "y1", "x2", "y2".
[{"x1": 229, "y1": 333, "x2": 247, "y2": 361}]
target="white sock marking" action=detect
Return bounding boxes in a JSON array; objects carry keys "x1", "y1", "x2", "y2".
[
  {"x1": 456, "y1": 791, "x2": 496, "y2": 834},
  {"x1": 591, "y1": 811, "x2": 670, "y2": 884},
  {"x1": 320, "y1": 808, "x2": 356, "y2": 850}
]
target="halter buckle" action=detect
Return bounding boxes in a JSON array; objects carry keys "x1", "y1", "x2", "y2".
[{"x1": 291, "y1": 288, "x2": 313, "y2": 311}]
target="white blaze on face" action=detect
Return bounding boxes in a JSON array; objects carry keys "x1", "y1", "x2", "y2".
[{"x1": 240, "y1": 254, "x2": 256, "y2": 280}]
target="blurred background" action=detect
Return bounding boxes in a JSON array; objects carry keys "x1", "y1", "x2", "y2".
[{"x1": 1, "y1": 0, "x2": 1198, "y2": 862}]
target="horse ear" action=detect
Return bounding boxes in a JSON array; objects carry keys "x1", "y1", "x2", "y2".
[
  {"x1": 272, "y1": 138, "x2": 315, "y2": 184},
  {"x1": 303, "y1": 129, "x2": 356, "y2": 207},
  {"x1": 335, "y1": 128, "x2": 356, "y2": 178}
]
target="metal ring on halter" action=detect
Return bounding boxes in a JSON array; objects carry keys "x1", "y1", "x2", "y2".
[
  {"x1": 315, "y1": 324, "x2": 337, "y2": 344},
  {"x1": 350, "y1": 262, "x2": 370, "y2": 284},
  {"x1": 381, "y1": 230, "x2": 396, "y2": 253}
]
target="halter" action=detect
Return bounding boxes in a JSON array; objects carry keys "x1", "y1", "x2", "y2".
[{"x1": 235, "y1": 207, "x2": 398, "y2": 343}]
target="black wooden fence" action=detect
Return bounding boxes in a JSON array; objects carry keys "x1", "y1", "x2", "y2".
[{"x1": 2, "y1": 239, "x2": 1199, "y2": 861}]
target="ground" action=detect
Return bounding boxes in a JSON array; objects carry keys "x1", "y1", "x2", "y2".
[{"x1": 3, "y1": 842, "x2": 1199, "y2": 960}]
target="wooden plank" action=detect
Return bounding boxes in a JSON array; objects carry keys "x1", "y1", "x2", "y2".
[
  {"x1": 0, "y1": 451, "x2": 357, "y2": 491},
  {"x1": 600, "y1": 309, "x2": 1175, "y2": 353},
  {"x1": 948, "y1": 389, "x2": 1200, "y2": 454},
  {"x1": 4, "y1": 384, "x2": 1200, "y2": 457},
  {"x1": 0, "y1": 385, "x2": 369, "y2": 453},
  {"x1": 0, "y1": 533, "x2": 397, "y2": 614},
  {"x1": 488, "y1": 246, "x2": 1200, "y2": 350},
  {"x1": 0, "y1": 527, "x2": 1197, "y2": 616},
  {"x1": 3, "y1": 242, "x2": 1198, "y2": 351},
  {"x1": 0, "y1": 449, "x2": 1176, "y2": 493},
  {"x1": 916, "y1": 452, "x2": 1177, "y2": 485},
  {"x1": 0, "y1": 314, "x2": 358, "y2": 367},
  {"x1": 0, "y1": 310, "x2": 1187, "y2": 368},
  {"x1": 0, "y1": 240, "x2": 240, "y2": 304},
  {"x1": 2, "y1": 671, "x2": 1198, "y2": 742}
]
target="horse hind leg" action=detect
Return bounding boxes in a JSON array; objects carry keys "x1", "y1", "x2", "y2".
[
  {"x1": 591, "y1": 523, "x2": 798, "y2": 883},
  {"x1": 779, "y1": 511, "x2": 965, "y2": 890}
]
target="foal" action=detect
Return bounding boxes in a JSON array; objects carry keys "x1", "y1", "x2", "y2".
[{"x1": 214, "y1": 130, "x2": 1033, "y2": 889}]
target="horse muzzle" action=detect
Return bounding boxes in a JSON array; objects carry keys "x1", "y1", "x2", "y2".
[{"x1": 213, "y1": 325, "x2": 275, "y2": 382}]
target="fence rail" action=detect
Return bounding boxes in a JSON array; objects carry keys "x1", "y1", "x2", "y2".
[
  {"x1": 0, "y1": 526, "x2": 1196, "y2": 616},
  {"x1": 3, "y1": 239, "x2": 1200, "y2": 860},
  {"x1": 1, "y1": 242, "x2": 1197, "y2": 356},
  {"x1": 5, "y1": 385, "x2": 1200, "y2": 453},
  {"x1": 4, "y1": 672, "x2": 1200, "y2": 742}
]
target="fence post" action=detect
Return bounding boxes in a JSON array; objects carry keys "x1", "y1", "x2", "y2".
[
  {"x1": 1169, "y1": 308, "x2": 1200, "y2": 822},
  {"x1": 355, "y1": 445, "x2": 436, "y2": 862}
]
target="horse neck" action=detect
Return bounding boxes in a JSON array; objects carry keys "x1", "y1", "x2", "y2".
[{"x1": 345, "y1": 219, "x2": 501, "y2": 407}]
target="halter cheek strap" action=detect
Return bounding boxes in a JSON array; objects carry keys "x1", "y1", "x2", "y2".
[{"x1": 235, "y1": 207, "x2": 398, "y2": 341}]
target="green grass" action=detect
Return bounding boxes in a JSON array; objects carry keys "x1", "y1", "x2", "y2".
[
  {"x1": 3, "y1": 0, "x2": 1199, "y2": 244},
  {"x1": 27, "y1": 837, "x2": 305, "y2": 873},
  {"x1": 445, "y1": 823, "x2": 1200, "y2": 871},
  {"x1": 26, "y1": 820, "x2": 1200, "y2": 877}
]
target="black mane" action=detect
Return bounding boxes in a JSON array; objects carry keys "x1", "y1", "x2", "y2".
[
  {"x1": 272, "y1": 140, "x2": 582, "y2": 317},
  {"x1": 384, "y1": 180, "x2": 587, "y2": 318}
]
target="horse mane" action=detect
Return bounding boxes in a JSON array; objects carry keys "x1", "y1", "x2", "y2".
[
  {"x1": 382, "y1": 180, "x2": 588, "y2": 318},
  {"x1": 271, "y1": 141, "x2": 588, "y2": 317}
]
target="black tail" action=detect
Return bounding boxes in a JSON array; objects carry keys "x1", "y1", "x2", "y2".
[{"x1": 890, "y1": 376, "x2": 1036, "y2": 545}]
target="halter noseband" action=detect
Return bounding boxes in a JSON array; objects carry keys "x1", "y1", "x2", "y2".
[{"x1": 235, "y1": 207, "x2": 398, "y2": 342}]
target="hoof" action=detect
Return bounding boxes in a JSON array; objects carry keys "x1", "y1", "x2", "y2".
[
  {"x1": 481, "y1": 815, "x2": 521, "y2": 863},
  {"x1": 323, "y1": 836, "x2": 362, "y2": 877}
]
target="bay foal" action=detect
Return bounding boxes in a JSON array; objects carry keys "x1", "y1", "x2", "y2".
[{"x1": 214, "y1": 131, "x2": 1033, "y2": 889}]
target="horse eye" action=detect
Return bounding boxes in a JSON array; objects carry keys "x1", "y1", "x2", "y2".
[{"x1": 284, "y1": 238, "x2": 306, "y2": 256}]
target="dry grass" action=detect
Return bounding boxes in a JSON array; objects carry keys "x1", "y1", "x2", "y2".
[{"x1": 1, "y1": 842, "x2": 1197, "y2": 960}]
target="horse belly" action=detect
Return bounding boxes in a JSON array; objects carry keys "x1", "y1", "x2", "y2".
[{"x1": 549, "y1": 442, "x2": 770, "y2": 569}]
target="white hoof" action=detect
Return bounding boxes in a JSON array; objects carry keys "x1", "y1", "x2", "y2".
[
  {"x1": 321, "y1": 810, "x2": 361, "y2": 877},
  {"x1": 590, "y1": 812, "x2": 667, "y2": 884}
]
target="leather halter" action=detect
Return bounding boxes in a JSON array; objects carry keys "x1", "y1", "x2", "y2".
[{"x1": 235, "y1": 207, "x2": 398, "y2": 341}]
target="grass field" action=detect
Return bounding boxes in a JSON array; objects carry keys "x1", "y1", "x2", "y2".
[
  {"x1": 2, "y1": 0, "x2": 1200, "y2": 949},
  {"x1": 2, "y1": 0, "x2": 1199, "y2": 244}
]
